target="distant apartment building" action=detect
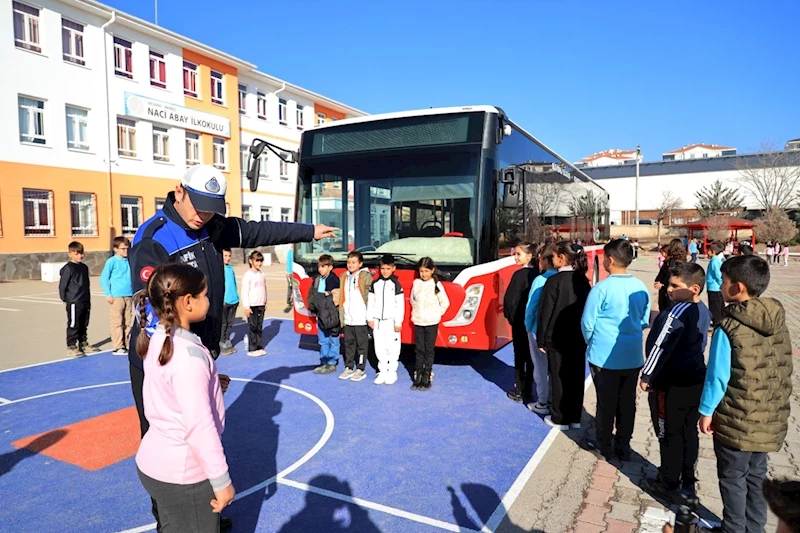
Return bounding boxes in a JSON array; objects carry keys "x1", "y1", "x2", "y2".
[
  {"x1": 662, "y1": 143, "x2": 736, "y2": 161},
  {"x1": 1, "y1": 0, "x2": 364, "y2": 279},
  {"x1": 575, "y1": 148, "x2": 639, "y2": 168},
  {"x1": 787, "y1": 138, "x2": 800, "y2": 151}
]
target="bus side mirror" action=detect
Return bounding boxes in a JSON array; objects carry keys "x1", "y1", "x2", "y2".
[
  {"x1": 501, "y1": 167, "x2": 523, "y2": 208},
  {"x1": 246, "y1": 154, "x2": 260, "y2": 192}
]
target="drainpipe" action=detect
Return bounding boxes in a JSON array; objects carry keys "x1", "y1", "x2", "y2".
[
  {"x1": 273, "y1": 81, "x2": 286, "y2": 97},
  {"x1": 101, "y1": 11, "x2": 117, "y2": 238}
]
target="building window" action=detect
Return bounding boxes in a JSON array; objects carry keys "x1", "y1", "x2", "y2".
[
  {"x1": 23, "y1": 189, "x2": 54, "y2": 237},
  {"x1": 62, "y1": 18, "x2": 85, "y2": 65},
  {"x1": 120, "y1": 196, "x2": 142, "y2": 236},
  {"x1": 70, "y1": 192, "x2": 97, "y2": 237},
  {"x1": 18, "y1": 96, "x2": 45, "y2": 145},
  {"x1": 213, "y1": 137, "x2": 226, "y2": 170},
  {"x1": 280, "y1": 208, "x2": 290, "y2": 222},
  {"x1": 210, "y1": 70, "x2": 224, "y2": 105},
  {"x1": 257, "y1": 92, "x2": 267, "y2": 120},
  {"x1": 242, "y1": 205, "x2": 252, "y2": 222},
  {"x1": 278, "y1": 98, "x2": 287, "y2": 126},
  {"x1": 65, "y1": 105, "x2": 89, "y2": 151},
  {"x1": 186, "y1": 132, "x2": 200, "y2": 165},
  {"x1": 259, "y1": 154, "x2": 268, "y2": 179},
  {"x1": 238, "y1": 84, "x2": 247, "y2": 113},
  {"x1": 296, "y1": 104, "x2": 304, "y2": 130},
  {"x1": 149, "y1": 51, "x2": 167, "y2": 88},
  {"x1": 13, "y1": 2, "x2": 40, "y2": 53},
  {"x1": 155, "y1": 197, "x2": 166, "y2": 212},
  {"x1": 260, "y1": 207, "x2": 271, "y2": 221},
  {"x1": 153, "y1": 126, "x2": 169, "y2": 162},
  {"x1": 113, "y1": 37, "x2": 133, "y2": 79},
  {"x1": 183, "y1": 61, "x2": 198, "y2": 97},
  {"x1": 671, "y1": 217, "x2": 685, "y2": 225},
  {"x1": 279, "y1": 152, "x2": 289, "y2": 179},
  {"x1": 317, "y1": 112, "x2": 326, "y2": 125},
  {"x1": 240, "y1": 145, "x2": 249, "y2": 176},
  {"x1": 117, "y1": 118, "x2": 136, "y2": 157}
]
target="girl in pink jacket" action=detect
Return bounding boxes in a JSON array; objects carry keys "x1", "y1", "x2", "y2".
[{"x1": 134, "y1": 263, "x2": 234, "y2": 533}]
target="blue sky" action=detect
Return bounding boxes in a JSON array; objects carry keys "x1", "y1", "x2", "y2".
[{"x1": 105, "y1": 0, "x2": 799, "y2": 162}]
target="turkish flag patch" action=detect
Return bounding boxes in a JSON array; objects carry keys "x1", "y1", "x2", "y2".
[{"x1": 139, "y1": 266, "x2": 155, "y2": 283}]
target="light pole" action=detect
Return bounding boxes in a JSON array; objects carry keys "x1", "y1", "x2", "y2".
[{"x1": 634, "y1": 144, "x2": 641, "y2": 225}]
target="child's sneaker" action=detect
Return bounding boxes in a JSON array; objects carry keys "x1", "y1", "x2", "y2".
[
  {"x1": 350, "y1": 369, "x2": 367, "y2": 382},
  {"x1": 527, "y1": 402, "x2": 550, "y2": 415},
  {"x1": 373, "y1": 373, "x2": 386, "y2": 385},
  {"x1": 313, "y1": 365, "x2": 326, "y2": 374},
  {"x1": 247, "y1": 349, "x2": 265, "y2": 357},
  {"x1": 67, "y1": 345, "x2": 84, "y2": 358},
  {"x1": 112, "y1": 348, "x2": 128, "y2": 356},
  {"x1": 339, "y1": 367, "x2": 355, "y2": 380},
  {"x1": 384, "y1": 372, "x2": 398, "y2": 385},
  {"x1": 319, "y1": 365, "x2": 336, "y2": 375},
  {"x1": 544, "y1": 416, "x2": 569, "y2": 431},
  {"x1": 80, "y1": 342, "x2": 100, "y2": 354}
]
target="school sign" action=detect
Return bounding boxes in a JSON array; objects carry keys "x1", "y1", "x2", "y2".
[{"x1": 123, "y1": 92, "x2": 231, "y2": 138}]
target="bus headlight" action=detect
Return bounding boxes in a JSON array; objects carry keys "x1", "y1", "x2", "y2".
[
  {"x1": 292, "y1": 280, "x2": 304, "y2": 309},
  {"x1": 443, "y1": 284, "x2": 484, "y2": 327}
]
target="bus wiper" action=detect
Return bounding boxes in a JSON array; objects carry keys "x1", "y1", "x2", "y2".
[{"x1": 359, "y1": 252, "x2": 418, "y2": 266}]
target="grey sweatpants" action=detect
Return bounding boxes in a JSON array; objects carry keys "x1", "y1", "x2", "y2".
[{"x1": 138, "y1": 468, "x2": 220, "y2": 533}]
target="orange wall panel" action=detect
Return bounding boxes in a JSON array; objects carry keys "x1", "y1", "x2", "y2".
[{"x1": 314, "y1": 103, "x2": 346, "y2": 121}]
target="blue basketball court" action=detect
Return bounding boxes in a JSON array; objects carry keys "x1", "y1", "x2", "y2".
[{"x1": 0, "y1": 318, "x2": 568, "y2": 532}]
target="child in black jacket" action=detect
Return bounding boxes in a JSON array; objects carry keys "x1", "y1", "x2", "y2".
[
  {"x1": 503, "y1": 242, "x2": 539, "y2": 404},
  {"x1": 538, "y1": 241, "x2": 592, "y2": 430},
  {"x1": 59, "y1": 241, "x2": 98, "y2": 357},
  {"x1": 307, "y1": 254, "x2": 341, "y2": 374}
]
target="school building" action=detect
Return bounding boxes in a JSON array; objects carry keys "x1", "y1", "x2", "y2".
[{"x1": 0, "y1": 0, "x2": 364, "y2": 280}]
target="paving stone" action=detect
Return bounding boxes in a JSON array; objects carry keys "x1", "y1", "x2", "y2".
[
  {"x1": 583, "y1": 488, "x2": 613, "y2": 507},
  {"x1": 615, "y1": 474, "x2": 642, "y2": 491},
  {"x1": 613, "y1": 487, "x2": 642, "y2": 506},
  {"x1": 572, "y1": 522, "x2": 605, "y2": 533},
  {"x1": 607, "y1": 501, "x2": 640, "y2": 523},
  {"x1": 595, "y1": 461, "x2": 619, "y2": 479},
  {"x1": 605, "y1": 517, "x2": 638, "y2": 533},
  {"x1": 769, "y1": 465, "x2": 799, "y2": 478},
  {"x1": 576, "y1": 504, "x2": 608, "y2": 526},
  {"x1": 590, "y1": 475, "x2": 617, "y2": 492}
]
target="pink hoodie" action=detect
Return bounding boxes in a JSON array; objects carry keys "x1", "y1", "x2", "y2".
[{"x1": 135, "y1": 325, "x2": 230, "y2": 492}]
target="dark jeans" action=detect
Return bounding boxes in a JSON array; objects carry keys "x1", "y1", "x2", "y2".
[
  {"x1": 548, "y1": 347, "x2": 585, "y2": 425},
  {"x1": 691, "y1": 252, "x2": 698, "y2": 263},
  {"x1": 247, "y1": 305, "x2": 265, "y2": 350},
  {"x1": 221, "y1": 303, "x2": 237, "y2": 345},
  {"x1": 65, "y1": 300, "x2": 90, "y2": 347},
  {"x1": 138, "y1": 468, "x2": 219, "y2": 533},
  {"x1": 512, "y1": 324, "x2": 534, "y2": 402},
  {"x1": 131, "y1": 363, "x2": 162, "y2": 531},
  {"x1": 414, "y1": 324, "x2": 438, "y2": 372},
  {"x1": 648, "y1": 384, "x2": 703, "y2": 487},
  {"x1": 590, "y1": 364, "x2": 639, "y2": 448},
  {"x1": 714, "y1": 440, "x2": 769, "y2": 533},
  {"x1": 344, "y1": 325, "x2": 369, "y2": 370},
  {"x1": 708, "y1": 291, "x2": 724, "y2": 327}
]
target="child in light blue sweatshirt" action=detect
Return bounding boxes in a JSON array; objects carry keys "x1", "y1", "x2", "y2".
[
  {"x1": 581, "y1": 239, "x2": 651, "y2": 460},
  {"x1": 220, "y1": 248, "x2": 239, "y2": 355},
  {"x1": 706, "y1": 241, "x2": 725, "y2": 327},
  {"x1": 524, "y1": 243, "x2": 558, "y2": 415},
  {"x1": 100, "y1": 236, "x2": 133, "y2": 355}
]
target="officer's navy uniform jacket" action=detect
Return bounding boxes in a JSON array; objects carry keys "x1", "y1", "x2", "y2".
[{"x1": 128, "y1": 192, "x2": 314, "y2": 369}]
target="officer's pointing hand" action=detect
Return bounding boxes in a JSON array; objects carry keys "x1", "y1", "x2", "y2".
[{"x1": 314, "y1": 224, "x2": 339, "y2": 241}]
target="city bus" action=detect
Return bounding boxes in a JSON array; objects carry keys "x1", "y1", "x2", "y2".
[{"x1": 249, "y1": 106, "x2": 609, "y2": 350}]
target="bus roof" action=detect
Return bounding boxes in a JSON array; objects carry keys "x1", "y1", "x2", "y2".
[{"x1": 309, "y1": 105, "x2": 605, "y2": 192}]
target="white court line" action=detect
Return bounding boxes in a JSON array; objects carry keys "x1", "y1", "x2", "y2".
[
  {"x1": 0, "y1": 357, "x2": 73, "y2": 374},
  {"x1": 0, "y1": 307, "x2": 21, "y2": 312},
  {"x1": 480, "y1": 375, "x2": 594, "y2": 532},
  {"x1": 0, "y1": 397, "x2": 10, "y2": 404},
  {"x1": 278, "y1": 478, "x2": 481, "y2": 533},
  {"x1": 1, "y1": 381, "x2": 131, "y2": 405},
  {"x1": 1, "y1": 297, "x2": 63, "y2": 305}
]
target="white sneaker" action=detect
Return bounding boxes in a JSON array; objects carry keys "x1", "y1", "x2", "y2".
[
  {"x1": 373, "y1": 373, "x2": 386, "y2": 385},
  {"x1": 527, "y1": 402, "x2": 550, "y2": 415},
  {"x1": 339, "y1": 367, "x2": 355, "y2": 380},
  {"x1": 112, "y1": 348, "x2": 128, "y2": 356},
  {"x1": 544, "y1": 416, "x2": 569, "y2": 431},
  {"x1": 350, "y1": 369, "x2": 367, "y2": 382},
  {"x1": 384, "y1": 372, "x2": 398, "y2": 385},
  {"x1": 247, "y1": 350, "x2": 265, "y2": 357}
]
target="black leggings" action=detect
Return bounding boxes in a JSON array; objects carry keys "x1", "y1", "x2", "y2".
[
  {"x1": 512, "y1": 324, "x2": 534, "y2": 402},
  {"x1": 414, "y1": 324, "x2": 438, "y2": 372},
  {"x1": 547, "y1": 347, "x2": 585, "y2": 425},
  {"x1": 138, "y1": 469, "x2": 219, "y2": 533}
]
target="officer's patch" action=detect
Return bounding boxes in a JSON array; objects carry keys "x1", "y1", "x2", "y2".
[{"x1": 139, "y1": 265, "x2": 155, "y2": 283}]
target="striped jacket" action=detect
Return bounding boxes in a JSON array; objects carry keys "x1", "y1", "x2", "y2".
[{"x1": 642, "y1": 301, "x2": 711, "y2": 390}]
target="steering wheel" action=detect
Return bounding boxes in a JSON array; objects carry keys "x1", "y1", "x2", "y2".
[{"x1": 421, "y1": 219, "x2": 443, "y2": 230}]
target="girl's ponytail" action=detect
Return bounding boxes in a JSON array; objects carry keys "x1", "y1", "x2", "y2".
[
  {"x1": 572, "y1": 243, "x2": 588, "y2": 276},
  {"x1": 135, "y1": 263, "x2": 207, "y2": 366}
]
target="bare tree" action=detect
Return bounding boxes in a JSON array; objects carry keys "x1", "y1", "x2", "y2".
[
  {"x1": 735, "y1": 142, "x2": 800, "y2": 211},
  {"x1": 754, "y1": 208, "x2": 797, "y2": 244},
  {"x1": 706, "y1": 215, "x2": 732, "y2": 243},
  {"x1": 655, "y1": 191, "x2": 683, "y2": 246}
]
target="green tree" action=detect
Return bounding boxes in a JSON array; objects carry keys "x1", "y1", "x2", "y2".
[{"x1": 694, "y1": 180, "x2": 745, "y2": 217}]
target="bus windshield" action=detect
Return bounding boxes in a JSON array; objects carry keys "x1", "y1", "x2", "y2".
[{"x1": 295, "y1": 148, "x2": 481, "y2": 267}]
